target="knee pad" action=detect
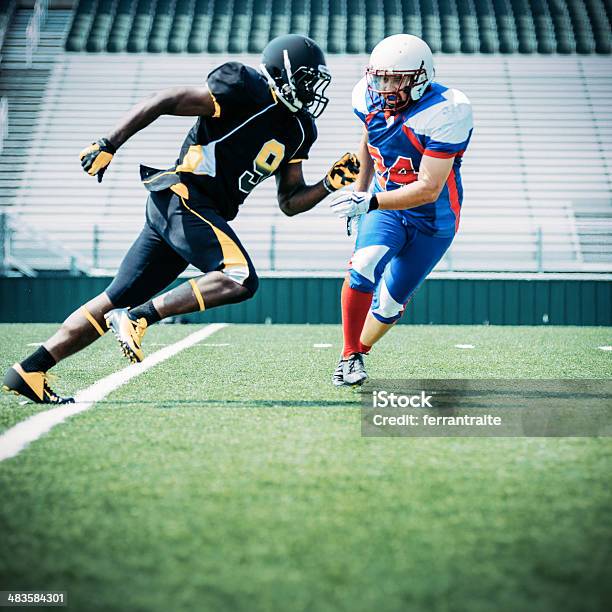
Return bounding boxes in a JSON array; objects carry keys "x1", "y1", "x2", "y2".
[
  {"x1": 371, "y1": 277, "x2": 405, "y2": 324},
  {"x1": 223, "y1": 264, "x2": 250, "y2": 286}
]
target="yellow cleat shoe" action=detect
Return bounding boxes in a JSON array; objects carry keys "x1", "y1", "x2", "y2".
[
  {"x1": 2, "y1": 364, "x2": 74, "y2": 404},
  {"x1": 105, "y1": 308, "x2": 148, "y2": 363}
]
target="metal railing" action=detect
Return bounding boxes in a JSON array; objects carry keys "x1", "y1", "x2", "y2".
[
  {"x1": 84, "y1": 222, "x2": 590, "y2": 275},
  {"x1": 0, "y1": 207, "x2": 612, "y2": 275},
  {"x1": 0, "y1": 97, "x2": 7, "y2": 155},
  {"x1": 2, "y1": 214, "x2": 610, "y2": 277},
  {"x1": 25, "y1": 0, "x2": 48, "y2": 67},
  {"x1": 0, "y1": 211, "x2": 90, "y2": 277},
  {"x1": 0, "y1": 211, "x2": 35, "y2": 276}
]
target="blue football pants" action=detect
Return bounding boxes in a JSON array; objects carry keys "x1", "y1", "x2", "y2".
[{"x1": 348, "y1": 209, "x2": 454, "y2": 323}]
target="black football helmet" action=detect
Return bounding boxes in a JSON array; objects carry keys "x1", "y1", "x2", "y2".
[{"x1": 260, "y1": 34, "x2": 331, "y2": 118}]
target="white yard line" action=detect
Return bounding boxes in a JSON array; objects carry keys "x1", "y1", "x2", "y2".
[{"x1": 0, "y1": 323, "x2": 227, "y2": 463}]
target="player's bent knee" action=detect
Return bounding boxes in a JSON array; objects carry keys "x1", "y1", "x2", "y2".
[
  {"x1": 244, "y1": 273, "x2": 259, "y2": 297},
  {"x1": 371, "y1": 310, "x2": 402, "y2": 324},
  {"x1": 221, "y1": 266, "x2": 258, "y2": 298},
  {"x1": 371, "y1": 279, "x2": 405, "y2": 323},
  {"x1": 218, "y1": 273, "x2": 257, "y2": 304}
]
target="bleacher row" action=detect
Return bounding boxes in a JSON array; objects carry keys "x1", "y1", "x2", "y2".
[
  {"x1": 1, "y1": 8, "x2": 611, "y2": 275},
  {"x1": 0, "y1": 1, "x2": 18, "y2": 55},
  {"x1": 65, "y1": 0, "x2": 612, "y2": 56},
  {"x1": 3, "y1": 49, "x2": 611, "y2": 274}
]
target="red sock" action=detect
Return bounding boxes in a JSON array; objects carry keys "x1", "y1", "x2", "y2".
[
  {"x1": 341, "y1": 280, "x2": 373, "y2": 358},
  {"x1": 360, "y1": 342, "x2": 372, "y2": 354}
]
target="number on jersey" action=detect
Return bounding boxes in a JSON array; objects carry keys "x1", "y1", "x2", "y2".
[
  {"x1": 367, "y1": 144, "x2": 418, "y2": 188},
  {"x1": 239, "y1": 139, "x2": 285, "y2": 194}
]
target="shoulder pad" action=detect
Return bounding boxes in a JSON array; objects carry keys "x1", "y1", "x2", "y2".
[
  {"x1": 352, "y1": 77, "x2": 369, "y2": 116},
  {"x1": 406, "y1": 88, "x2": 473, "y2": 144}
]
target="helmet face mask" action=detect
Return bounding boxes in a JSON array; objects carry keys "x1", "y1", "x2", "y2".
[
  {"x1": 366, "y1": 62, "x2": 428, "y2": 114},
  {"x1": 291, "y1": 65, "x2": 331, "y2": 118},
  {"x1": 261, "y1": 35, "x2": 331, "y2": 119}
]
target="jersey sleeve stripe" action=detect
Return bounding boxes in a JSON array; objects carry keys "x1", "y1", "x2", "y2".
[
  {"x1": 424, "y1": 149, "x2": 463, "y2": 159},
  {"x1": 401, "y1": 125, "x2": 425, "y2": 154}
]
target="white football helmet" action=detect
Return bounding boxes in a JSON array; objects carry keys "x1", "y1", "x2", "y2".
[{"x1": 366, "y1": 34, "x2": 434, "y2": 113}]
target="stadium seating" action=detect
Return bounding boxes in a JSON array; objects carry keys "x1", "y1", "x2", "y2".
[
  {"x1": 64, "y1": 0, "x2": 611, "y2": 55},
  {"x1": 0, "y1": 8, "x2": 71, "y2": 265},
  {"x1": 2, "y1": 52, "x2": 611, "y2": 272},
  {"x1": 1, "y1": 7, "x2": 611, "y2": 275}
]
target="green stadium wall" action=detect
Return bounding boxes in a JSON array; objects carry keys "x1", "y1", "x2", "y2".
[{"x1": 0, "y1": 276, "x2": 610, "y2": 325}]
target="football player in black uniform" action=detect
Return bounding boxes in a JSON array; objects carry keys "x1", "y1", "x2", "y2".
[{"x1": 2, "y1": 34, "x2": 359, "y2": 404}]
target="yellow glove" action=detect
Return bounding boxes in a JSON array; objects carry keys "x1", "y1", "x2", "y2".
[
  {"x1": 79, "y1": 138, "x2": 116, "y2": 183},
  {"x1": 323, "y1": 152, "x2": 360, "y2": 193}
]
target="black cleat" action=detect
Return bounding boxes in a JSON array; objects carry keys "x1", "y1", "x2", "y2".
[
  {"x1": 332, "y1": 356, "x2": 347, "y2": 387},
  {"x1": 343, "y1": 353, "x2": 368, "y2": 386},
  {"x1": 2, "y1": 363, "x2": 74, "y2": 404}
]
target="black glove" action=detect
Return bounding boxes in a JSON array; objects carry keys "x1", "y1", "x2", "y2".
[
  {"x1": 323, "y1": 152, "x2": 360, "y2": 193},
  {"x1": 79, "y1": 137, "x2": 116, "y2": 183}
]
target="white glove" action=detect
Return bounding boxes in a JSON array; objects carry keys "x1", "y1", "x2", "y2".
[{"x1": 329, "y1": 190, "x2": 373, "y2": 219}]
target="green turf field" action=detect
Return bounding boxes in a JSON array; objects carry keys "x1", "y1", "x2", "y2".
[{"x1": 1, "y1": 324, "x2": 611, "y2": 612}]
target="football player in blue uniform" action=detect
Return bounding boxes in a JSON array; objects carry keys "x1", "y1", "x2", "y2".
[
  {"x1": 3, "y1": 35, "x2": 359, "y2": 404},
  {"x1": 330, "y1": 34, "x2": 473, "y2": 386}
]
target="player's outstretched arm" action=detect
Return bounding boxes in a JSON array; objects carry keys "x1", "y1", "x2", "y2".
[
  {"x1": 354, "y1": 127, "x2": 374, "y2": 192},
  {"x1": 107, "y1": 87, "x2": 217, "y2": 148},
  {"x1": 276, "y1": 153, "x2": 360, "y2": 217},
  {"x1": 80, "y1": 87, "x2": 218, "y2": 182},
  {"x1": 275, "y1": 162, "x2": 328, "y2": 217}
]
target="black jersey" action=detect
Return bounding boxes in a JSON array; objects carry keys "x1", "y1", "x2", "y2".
[{"x1": 140, "y1": 62, "x2": 317, "y2": 221}]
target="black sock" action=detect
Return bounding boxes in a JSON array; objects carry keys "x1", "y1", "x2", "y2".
[
  {"x1": 21, "y1": 346, "x2": 56, "y2": 373},
  {"x1": 128, "y1": 300, "x2": 161, "y2": 325}
]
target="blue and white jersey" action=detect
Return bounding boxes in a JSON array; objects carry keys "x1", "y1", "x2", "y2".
[{"x1": 353, "y1": 78, "x2": 473, "y2": 236}]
